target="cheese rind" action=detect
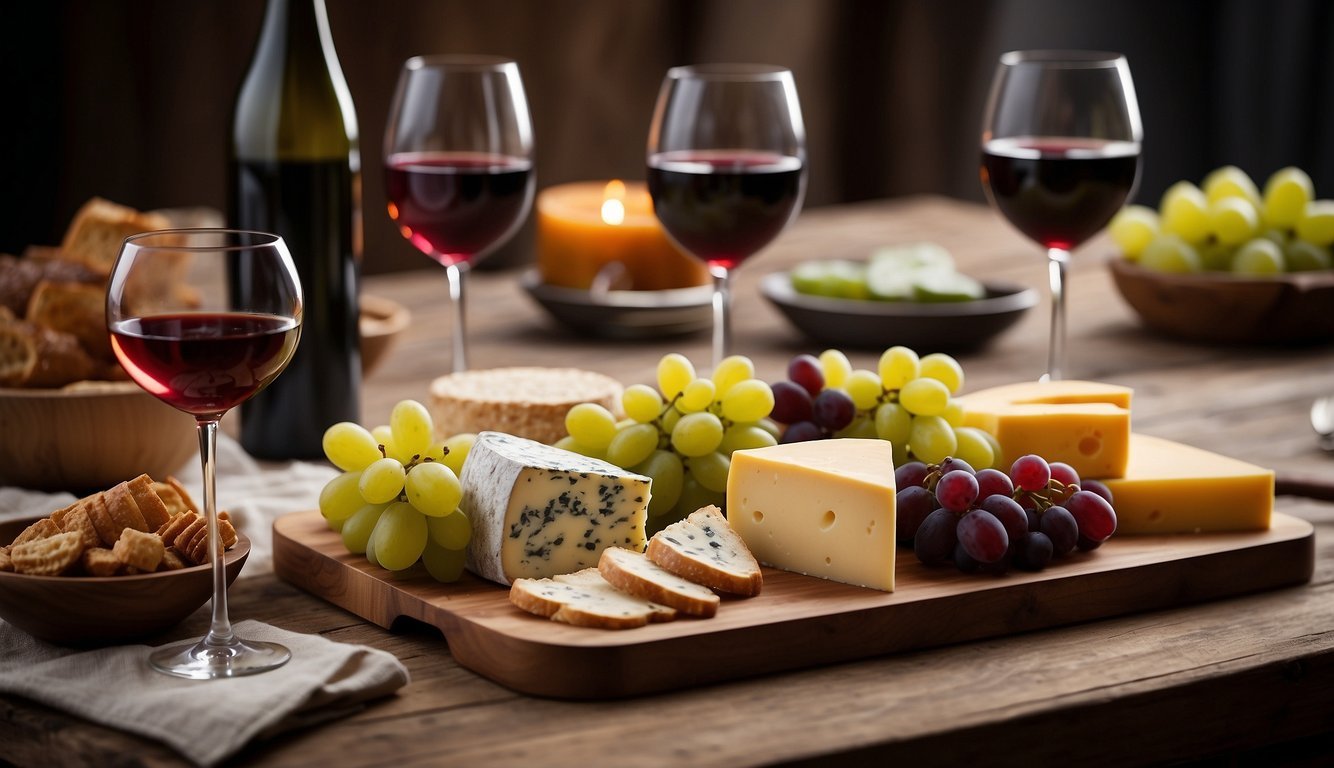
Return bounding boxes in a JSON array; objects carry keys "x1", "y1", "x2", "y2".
[
  {"x1": 958, "y1": 380, "x2": 1133, "y2": 478},
  {"x1": 461, "y1": 432, "x2": 651, "y2": 585},
  {"x1": 1104, "y1": 434, "x2": 1273, "y2": 534},
  {"x1": 726, "y1": 439, "x2": 897, "y2": 592}
]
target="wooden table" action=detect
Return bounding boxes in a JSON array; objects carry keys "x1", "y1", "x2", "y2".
[{"x1": 4, "y1": 197, "x2": 1334, "y2": 766}]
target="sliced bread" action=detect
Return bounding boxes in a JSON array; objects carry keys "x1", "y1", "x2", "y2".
[
  {"x1": 646, "y1": 505, "x2": 762, "y2": 596},
  {"x1": 510, "y1": 567, "x2": 677, "y2": 629},
  {"x1": 598, "y1": 547, "x2": 721, "y2": 618}
]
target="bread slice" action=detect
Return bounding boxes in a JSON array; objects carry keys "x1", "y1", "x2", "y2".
[
  {"x1": 598, "y1": 546, "x2": 720, "y2": 618},
  {"x1": 60, "y1": 198, "x2": 170, "y2": 276},
  {"x1": 646, "y1": 506, "x2": 763, "y2": 596},
  {"x1": 510, "y1": 567, "x2": 677, "y2": 629},
  {"x1": 25, "y1": 280, "x2": 110, "y2": 359}
]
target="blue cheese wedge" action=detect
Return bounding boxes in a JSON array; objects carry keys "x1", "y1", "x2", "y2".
[{"x1": 461, "y1": 431, "x2": 651, "y2": 585}]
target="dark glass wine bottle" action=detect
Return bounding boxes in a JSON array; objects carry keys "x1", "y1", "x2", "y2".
[{"x1": 228, "y1": 0, "x2": 361, "y2": 459}]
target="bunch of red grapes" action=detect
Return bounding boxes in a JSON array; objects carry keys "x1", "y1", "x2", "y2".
[{"x1": 897, "y1": 454, "x2": 1117, "y2": 574}]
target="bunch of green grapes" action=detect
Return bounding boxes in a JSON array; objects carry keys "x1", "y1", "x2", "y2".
[
  {"x1": 1111, "y1": 165, "x2": 1334, "y2": 275},
  {"x1": 317, "y1": 399, "x2": 477, "y2": 582},
  {"x1": 556, "y1": 353, "x2": 777, "y2": 533},
  {"x1": 769, "y1": 347, "x2": 999, "y2": 469}
]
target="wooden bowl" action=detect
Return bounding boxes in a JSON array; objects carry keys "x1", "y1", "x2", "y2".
[
  {"x1": 0, "y1": 517, "x2": 249, "y2": 646},
  {"x1": 0, "y1": 381, "x2": 197, "y2": 493},
  {"x1": 1109, "y1": 258, "x2": 1334, "y2": 344},
  {"x1": 360, "y1": 294, "x2": 410, "y2": 375}
]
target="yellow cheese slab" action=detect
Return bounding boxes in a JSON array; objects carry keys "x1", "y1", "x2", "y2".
[
  {"x1": 726, "y1": 439, "x2": 897, "y2": 592},
  {"x1": 958, "y1": 380, "x2": 1132, "y2": 478},
  {"x1": 1104, "y1": 434, "x2": 1273, "y2": 534}
]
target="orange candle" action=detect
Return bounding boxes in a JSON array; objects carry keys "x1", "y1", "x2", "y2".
[{"x1": 536, "y1": 180, "x2": 709, "y2": 291}]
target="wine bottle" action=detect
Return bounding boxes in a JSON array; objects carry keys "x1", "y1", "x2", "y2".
[{"x1": 229, "y1": 0, "x2": 361, "y2": 459}]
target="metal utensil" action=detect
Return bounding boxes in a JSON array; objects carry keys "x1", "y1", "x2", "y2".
[{"x1": 1310, "y1": 396, "x2": 1334, "y2": 451}]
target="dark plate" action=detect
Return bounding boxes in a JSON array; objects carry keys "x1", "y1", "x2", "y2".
[
  {"x1": 521, "y1": 269, "x2": 712, "y2": 339},
  {"x1": 761, "y1": 271, "x2": 1037, "y2": 350}
]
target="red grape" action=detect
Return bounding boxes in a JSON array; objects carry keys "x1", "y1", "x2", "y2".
[
  {"x1": 787, "y1": 354, "x2": 824, "y2": 397},
  {"x1": 895, "y1": 485, "x2": 935, "y2": 545},
  {"x1": 770, "y1": 380, "x2": 814, "y2": 424},
  {"x1": 1066, "y1": 489, "x2": 1117, "y2": 542},
  {"x1": 914, "y1": 508, "x2": 958, "y2": 566},
  {"x1": 953, "y1": 543, "x2": 980, "y2": 573},
  {"x1": 779, "y1": 421, "x2": 823, "y2": 443},
  {"x1": 1049, "y1": 461, "x2": 1080, "y2": 502},
  {"x1": 956, "y1": 509, "x2": 1008, "y2": 564},
  {"x1": 1010, "y1": 454, "x2": 1051, "y2": 491},
  {"x1": 1081, "y1": 478, "x2": 1115, "y2": 505},
  {"x1": 1014, "y1": 531, "x2": 1054, "y2": 571},
  {"x1": 895, "y1": 461, "x2": 929, "y2": 489},
  {"x1": 938, "y1": 457, "x2": 975, "y2": 476},
  {"x1": 935, "y1": 470, "x2": 979, "y2": 512},
  {"x1": 812, "y1": 389, "x2": 855, "y2": 431},
  {"x1": 1039, "y1": 505, "x2": 1078, "y2": 556},
  {"x1": 974, "y1": 468, "x2": 1014, "y2": 500},
  {"x1": 980, "y1": 494, "x2": 1027, "y2": 543},
  {"x1": 1077, "y1": 534, "x2": 1104, "y2": 551}
]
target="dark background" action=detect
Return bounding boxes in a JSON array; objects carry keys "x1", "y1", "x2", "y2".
[{"x1": 4, "y1": 0, "x2": 1332, "y2": 272}]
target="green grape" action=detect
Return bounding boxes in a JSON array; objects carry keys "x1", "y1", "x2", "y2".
[
  {"x1": 711, "y1": 355, "x2": 755, "y2": 397},
  {"x1": 756, "y1": 418, "x2": 782, "y2": 440},
  {"x1": 1199, "y1": 241, "x2": 1235, "y2": 272},
  {"x1": 1260, "y1": 228, "x2": 1290, "y2": 248},
  {"x1": 718, "y1": 423, "x2": 778, "y2": 455},
  {"x1": 844, "y1": 370, "x2": 883, "y2": 411},
  {"x1": 953, "y1": 427, "x2": 996, "y2": 470},
  {"x1": 1230, "y1": 239, "x2": 1284, "y2": 275},
  {"x1": 404, "y1": 461, "x2": 463, "y2": 517},
  {"x1": 371, "y1": 501, "x2": 429, "y2": 571},
  {"x1": 1262, "y1": 166, "x2": 1314, "y2": 228},
  {"x1": 1140, "y1": 235, "x2": 1202, "y2": 274},
  {"x1": 359, "y1": 457, "x2": 405, "y2": 504},
  {"x1": 941, "y1": 399, "x2": 964, "y2": 427},
  {"x1": 690, "y1": 451, "x2": 731, "y2": 493},
  {"x1": 341, "y1": 503, "x2": 387, "y2": 554},
  {"x1": 324, "y1": 514, "x2": 345, "y2": 533},
  {"x1": 1159, "y1": 181, "x2": 1210, "y2": 243},
  {"x1": 721, "y1": 379, "x2": 775, "y2": 423},
  {"x1": 908, "y1": 414, "x2": 957, "y2": 464},
  {"x1": 1207, "y1": 197, "x2": 1261, "y2": 246},
  {"x1": 874, "y1": 402, "x2": 912, "y2": 444},
  {"x1": 426, "y1": 508, "x2": 471, "y2": 550},
  {"x1": 606, "y1": 422, "x2": 660, "y2": 468},
  {"x1": 421, "y1": 539, "x2": 467, "y2": 582},
  {"x1": 370, "y1": 424, "x2": 404, "y2": 462},
  {"x1": 1108, "y1": 205, "x2": 1159, "y2": 258},
  {"x1": 322, "y1": 422, "x2": 382, "y2": 472},
  {"x1": 1285, "y1": 239, "x2": 1333, "y2": 272},
  {"x1": 1202, "y1": 165, "x2": 1262, "y2": 207},
  {"x1": 622, "y1": 384, "x2": 664, "y2": 423},
  {"x1": 1296, "y1": 200, "x2": 1334, "y2": 246},
  {"x1": 918, "y1": 353, "x2": 964, "y2": 394},
  {"x1": 675, "y1": 475, "x2": 725, "y2": 519},
  {"x1": 877, "y1": 346, "x2": 920, "y2": 390},
  {"x1": 319, "y1": 470, "x2": 365, "y2": 522},
  {"x1": 977, "y1": 428, "x2": 1002, "y2": 464},
  {"x1": 635, "y1": 450, "x2": 684, "y2": 516},
  {"x1": 835, "y1": 416, "x2": 878, "y2": 439},
  {"x1": 819, "y1": 349, "x2": 852, "y2": 389},
  {"x1": 677, "y1": 378, "x2": 716, "y2": 413},
  {"x1": 657, "y1": 353, "x2": 696, "y2": 399},
  {"x1": 899, "y1": 377, "x2": 950, "y2": 416},
  {"x1": 389, "y1": 399, "x2": 434, "y2": 459},
  {"x1": 553, "y1": 435, "x2": 604, "y2": 460},
  {"x1": 565, "y1": 402, "x2": 617, "y2": 451},
  {"x1": 422, "y1": 442, "x2": 448, "y2": 463},
  {"x1": 891, "y1": 442, "x2": 909, "y2": 468},
  {"x1": 365, "y1": 526, "x2": 381, "y2": 568},
  {"x1": 440, "y1": 432, "x2": 476, "y2": 477},
  {"x1": 671, "y1": 412, "x2": 724, "y2": 457}
]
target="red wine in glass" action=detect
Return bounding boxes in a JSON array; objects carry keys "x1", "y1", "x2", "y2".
[
  {"x1": 981, "y1": 137, "x2": 1139, "y2": 250},
  {"x1": 110, "y1": 312, "x2": 299, "y2": 418},
  {"x1": 385, "y1": 151, "x2": 533, "y2": 267},
  {"x1": 647, "y1": 150, "x2": 804, "y2": 270}
]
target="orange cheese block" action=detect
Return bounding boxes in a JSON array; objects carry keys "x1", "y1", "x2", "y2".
[
  {"x1": 958, "y1": 380, "x2": 1132, "y2": 479},
  {"x1": 1103, "y1": 434, "x2": 1273, "y2": 534}
]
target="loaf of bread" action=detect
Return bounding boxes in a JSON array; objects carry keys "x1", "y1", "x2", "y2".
[{"x1": 0, "y1": 319, "x2": 96, "y2": 388}]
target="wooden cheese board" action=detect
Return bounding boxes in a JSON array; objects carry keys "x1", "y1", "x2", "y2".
[{"x1": 272, "y1": 510, "x2": 1314, "y2": 700}]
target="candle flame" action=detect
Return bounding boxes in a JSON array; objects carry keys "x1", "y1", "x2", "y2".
[{"x1": 601, "y1": 180, "x2": 627, "y2": 226}]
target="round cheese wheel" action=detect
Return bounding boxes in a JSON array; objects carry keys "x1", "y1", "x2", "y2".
[{"x1": 428, "y1": 367, "x2": 623, "y2": 445}]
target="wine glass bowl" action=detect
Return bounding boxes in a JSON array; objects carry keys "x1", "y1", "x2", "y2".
[
  {"x1": 106, "y1": 228, "x2": 302, "y2": 678},
  {"x1": 647, "y1": 64, "x2": 806, "y2": 367},
  {"x1": 980, "y1": 50, "x2": 1141, "y2": 380},
  {"x1": 384, "y1": 55, "x2": 534, "y2": 372}
]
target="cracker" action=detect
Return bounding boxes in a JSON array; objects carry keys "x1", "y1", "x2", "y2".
[
  {"x1": 128, "y1": 474, "x2": 172, "y2": 529},
  {"x1": 11, "y1": 531, "x2": 84, "y2": 576},
  {"x1": 103, "y1": 482, "x2": 149, "y2": 534},
  {"x1": 86, "y1": 493, "x2": 122, "y2": 547},
  {"x1": 165, "y1": 476, "x2": 198, "y2": 515},
  {"x1": 0, "y1": 546, "x2": 12, "y2": 573},
  {"x1": 112, "y1": 528, "x2": 164, "y2": 572},
  {"x1": 217, "y1": 516, "x2": 238, "y2": 549},
  {"x1": 11, "y1": 518, "x2": 58, "y2": 547},
  {"x1": 59, "y1": 507, "x2": 102, "y2": 551},
  {"x1": 156, "y1": 510, "x2": 199, "y2": 546},
  {"x1": 157, "y1": 549, "x2": 187, "y2": 572},
  {"x1": 81, "y1": 547, "x2": 122, "y2": 577}
]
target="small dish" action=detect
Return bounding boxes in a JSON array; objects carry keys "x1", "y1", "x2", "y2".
[
  {"x1": 0, "y1": 518, "x2": 249, "y2": 646},
  {"x1": 360, "y1": 293, "x2": 410, "y2": 375},
  {"x1": 521, "y1": 268, "x2": 713, "y2": 339},
  {"x1": 761, "y1": 271, "x2": 1037, "y2": 350}
]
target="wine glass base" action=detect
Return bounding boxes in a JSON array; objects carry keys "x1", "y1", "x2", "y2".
[{"x1": 149, "y1": 636, "x2": 291, "y2": 679}]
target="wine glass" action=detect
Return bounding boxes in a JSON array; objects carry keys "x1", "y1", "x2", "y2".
[
  {"x1": 384, "y1": 55, "x2": 535, "y2": 373},
  {"x1": 980, "y1": 50, "x2": 1141, "y2": 381},
  {"x1": 107, "y1": 229, "x2": 302, "y2": 678},
  {"x1": 647, "y1": 64, "x2": 806, "y2": 368}
]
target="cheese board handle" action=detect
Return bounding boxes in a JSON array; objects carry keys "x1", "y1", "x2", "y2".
[{"x1": 1275, "y1": 472, "x2": 1334, "y2": 502}]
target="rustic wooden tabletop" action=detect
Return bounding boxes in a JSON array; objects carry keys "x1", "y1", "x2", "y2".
[{"x1": 3, "y1": 196, "x2": 1333, "y2": 767}]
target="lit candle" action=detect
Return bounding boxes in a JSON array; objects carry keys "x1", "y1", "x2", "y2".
[{"x1": 536, "y1": 180, "x2": 709, "y2": 291}]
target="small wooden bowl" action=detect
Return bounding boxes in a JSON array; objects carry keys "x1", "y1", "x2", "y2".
[
  {"x1": 1110, "y1": 258, "x2": 1334, "y2": 344},
  {"x1": 0, "y1": 381, "x2": 197, "y2": 493},
  {"x1": 360, "y1": 294, "x2": 410, "y2": 375},
  {"x1": 0, "y1": 518, "x2": 249, "y2": 646}
]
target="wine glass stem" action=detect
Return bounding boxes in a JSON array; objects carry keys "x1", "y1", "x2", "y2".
[
  {"x1": 197, "y1": 417, "x2": 235, "y2": 648},
  {"x1": 446, "y1": 262, "x2": 469, "y2": 373},
  {"x1": 1046, "y1": 248, "x2": 1070, "y2": 381},
  {"x1": 709, "y1": 265, "x2": 731, "y2": 369}
]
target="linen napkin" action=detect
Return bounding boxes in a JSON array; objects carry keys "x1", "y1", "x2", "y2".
[{"x1": 0, "y1": 619, "x2": 410, "y2": 767}]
